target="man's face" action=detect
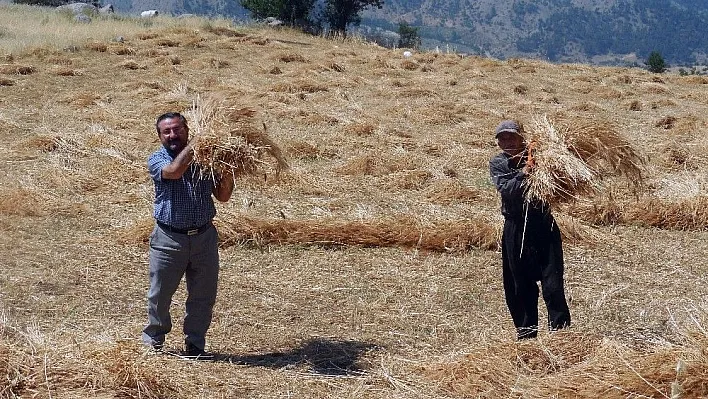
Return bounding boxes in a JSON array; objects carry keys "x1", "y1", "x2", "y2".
[
  {"x1": 496, "y1": 131, "x2": 525, "y2": 156},
  {"x1": 157, "y1": 117, "x2": 189, "y2": 153}
]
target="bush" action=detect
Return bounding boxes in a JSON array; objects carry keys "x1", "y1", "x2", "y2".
[
  {"x1": 397, "y1": 21, "x2": 421, "y2": 49},
  {"x1": 645, "y1": 51, "x2": 667, "y2": 73}
]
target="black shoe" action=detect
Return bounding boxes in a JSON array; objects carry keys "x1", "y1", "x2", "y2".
[
  {"x1": 516, "y1": 326, "x2": 538, "y2": 340},
  {"x1": 183, "y1": 343, "x2": 213, "y2": 360},
  {"x1": 147, "y1": 342, "x2": 164, "y2": 354}
]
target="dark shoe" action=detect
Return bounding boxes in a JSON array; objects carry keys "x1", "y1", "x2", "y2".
[
  {"x1": 516, "y1": 326, "x2": 538, "y2": 340},
  {"x1": 549, "y1": 320, "x2": 571, "y2": 332},
  {"x1": 183, "y1": 342, "x2": 213, "y2": 360},
  {"x1": 146, "y1": 342, "x2": 164, "y2": 355}
]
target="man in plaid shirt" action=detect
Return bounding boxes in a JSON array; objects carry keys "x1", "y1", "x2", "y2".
[{"x1": 142, "y1": 112, "x2": 234, "y2": 358}]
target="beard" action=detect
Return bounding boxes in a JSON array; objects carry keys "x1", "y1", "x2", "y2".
[{"x1": 165, "y1": 139, "x2": 185, "y2": 153}]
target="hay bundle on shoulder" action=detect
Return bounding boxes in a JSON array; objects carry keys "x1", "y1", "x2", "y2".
[
  {"x1": 524, "y1": 115, "x2": 644, "y2": 205},
  {"x1": 187, "y1": 94, "x2": 288, "y2": 182}
]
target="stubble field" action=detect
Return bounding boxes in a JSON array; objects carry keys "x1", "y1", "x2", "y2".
[{"x1": 0, "y1": 5, "x2": 707, "y2": 398}]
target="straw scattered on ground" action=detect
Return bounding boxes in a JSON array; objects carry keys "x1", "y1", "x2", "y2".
[{"x1": 1, "y1": 5, "x2": 707, "y2": 398}]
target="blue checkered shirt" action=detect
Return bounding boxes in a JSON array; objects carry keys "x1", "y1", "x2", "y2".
[{"x1": 148, "y1": 147, "x2": 216, "y2": 230}]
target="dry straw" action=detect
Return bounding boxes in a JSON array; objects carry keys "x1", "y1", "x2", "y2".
[
  {"x1": 187, "y1": 94, "x2": 288, "y2": 183},
  {"x1": 524, "y1": 115, "x2": 643, "y2": 205},
  {"x1": 88, "y1": 341, "x2": 178, "y2": 399},
  {"x1": 623, "y1": 196, "x2": 708, "y2": 230},
  {"x1": 424, "y1": 330, "x2": 708, "y2": 398},
  {"x1": 0, "y1": 336, "x2": 178, "y2": 398},
  {"x1": 571, "y1": 195, "x2": 708, "y2": 231},
  {"x1": 216, "y1": 213, "x2": 500, "y2": 252}
]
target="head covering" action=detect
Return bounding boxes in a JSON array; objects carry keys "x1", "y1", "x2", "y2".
[{"x1": 494, "y1": 120, "x2": 522, "y2": 138}]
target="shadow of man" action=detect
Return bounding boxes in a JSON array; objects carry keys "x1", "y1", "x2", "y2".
[{"x1": 211, "y1": 337, "x2": 380, "y2": 376}]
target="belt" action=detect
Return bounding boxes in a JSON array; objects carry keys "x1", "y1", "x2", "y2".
[{"x1": 156, "y1": 221, "x2": 211, "y2": 236}]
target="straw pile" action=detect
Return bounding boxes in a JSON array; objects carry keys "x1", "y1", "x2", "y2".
[
  {"x1": 570, "y1": 195, "x2": 708, "y2": 231},
  {"x1": 0, "y1": 336, "x2": 177, "y2": 398},
  {"x1": 216, "y1": 213, "x2": 500, "y2": 252},
  {"x1": 0, "y1": 339, "x2": 29, "y2": 398},
  {"x1": 624, "y1": 196, "x2": 708, "y2": 230},
  {"x1": 423, "y1": 331, "x2": 708, "y2": 398},
  {"x1": 187, "y1": 94, "x2": 288, "y2": 182},
  {"x1": 422, "y1": 332, "x2": 602, "y2": 396},
  {"x1": 88, "y1": 341, "x2": 178, "y2": 398},
  {"x1": 524, "y1": 116, "x2": 643, "y2": 205}
]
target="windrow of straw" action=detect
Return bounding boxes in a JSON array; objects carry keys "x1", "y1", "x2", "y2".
[
  {"x1": 524, "y1": 116, "x2": 643, "y2": 206},
  {"x1": 116, "y1": 214, "x2": 601, "y2": 249},
  {"x1": 187, "y1": 94, "x2": 288, "y2": 182},
  {"x1": 215, "y1": 213, "x2": 500, "y2": 252},
  {"x1": 568, "y1": 195, "x2": 708, "y2": 231}
]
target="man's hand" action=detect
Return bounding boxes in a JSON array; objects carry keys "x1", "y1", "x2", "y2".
[
  {"x1": 521, "y1": 141, "x2": 536, "y2": 175},
  {"x1": 213, "y1": 169, "x2": 235, "y2": 202}
]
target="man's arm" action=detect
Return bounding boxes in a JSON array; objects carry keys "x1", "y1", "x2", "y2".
[
  {"x1": 489, "y1": 155, "x2": 527, "y2": 201},
  {"x1": 161, "y1": 143, "x2": 194, "y2": 180},
  {"x1": 213, "y1": 172, "x2": 235, "y2": 202}
]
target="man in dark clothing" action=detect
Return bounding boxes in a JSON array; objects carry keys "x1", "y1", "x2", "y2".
[{"x1": 489, "y1": 120, "x2": 571, "y2": 340}]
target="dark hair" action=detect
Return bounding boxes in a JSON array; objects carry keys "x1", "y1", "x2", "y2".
[{"x1": 155, "y1": 112, "x2": 188, "y2": 134}]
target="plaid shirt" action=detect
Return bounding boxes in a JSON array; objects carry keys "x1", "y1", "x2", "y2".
[{"x1": 148, "y1": 147, "x2": 216, "y2": 229}]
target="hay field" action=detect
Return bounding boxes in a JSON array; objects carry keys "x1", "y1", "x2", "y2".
[{"x1": 1, "y1": 4, "x2": 707, "y2": 398}]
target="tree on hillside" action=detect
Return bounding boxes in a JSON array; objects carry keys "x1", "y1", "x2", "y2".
[
  {"x1": 324, "y1": 0, "x2": 383, "y2": 37},
  {"x1": 645, "y1": 51, "x2": 668, "y2": 73},
  {"x1": 397, "y1": 21, "x2": 421, "y2": 49},
  {"x1": 240, "y1": 0, "x2": 317, "y2": 30}
]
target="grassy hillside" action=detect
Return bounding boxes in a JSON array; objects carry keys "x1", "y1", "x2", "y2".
[{"x1": 1, "y1": 4, "x2": 707, "y2": 398}]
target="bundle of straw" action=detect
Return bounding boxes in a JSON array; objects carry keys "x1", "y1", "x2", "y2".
[
  {"x1": 524, "y1": 115, "x2": 643, "y2": 205},
  {"x1": 187, "y1": 94, "x2": 288, "y2": 182},
  {"x1": 563, "y1": 118, "x2": 644, "y2": 183}
]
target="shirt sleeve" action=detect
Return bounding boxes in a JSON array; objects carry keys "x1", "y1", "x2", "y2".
[
  {"x1": 148, "y1": 151, "x2": 170, "y2": 182},
  {"x1": 489, "y1": 155, "x2": 526, "y2": 203}
]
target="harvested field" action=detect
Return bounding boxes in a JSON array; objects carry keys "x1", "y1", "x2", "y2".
[{"x1": 1, "y1": 4, "x2": 707, "y2": 398}]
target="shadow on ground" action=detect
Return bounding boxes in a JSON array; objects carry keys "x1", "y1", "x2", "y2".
[{"x1": 213, "y1": 337, "x2": 380, "y2": 376}]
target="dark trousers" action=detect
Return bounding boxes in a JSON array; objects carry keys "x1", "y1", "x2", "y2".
[{"x1": 501, "y1": 214, "x2": 571, "y2": 339}]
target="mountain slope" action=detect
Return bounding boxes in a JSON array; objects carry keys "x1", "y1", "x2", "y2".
[
  {"x1": 362, "y1": 0, "x2": 708, "y2": 64},
  {"x1": 108, "y1": 0, "x2": 707, "y2": 65}
]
